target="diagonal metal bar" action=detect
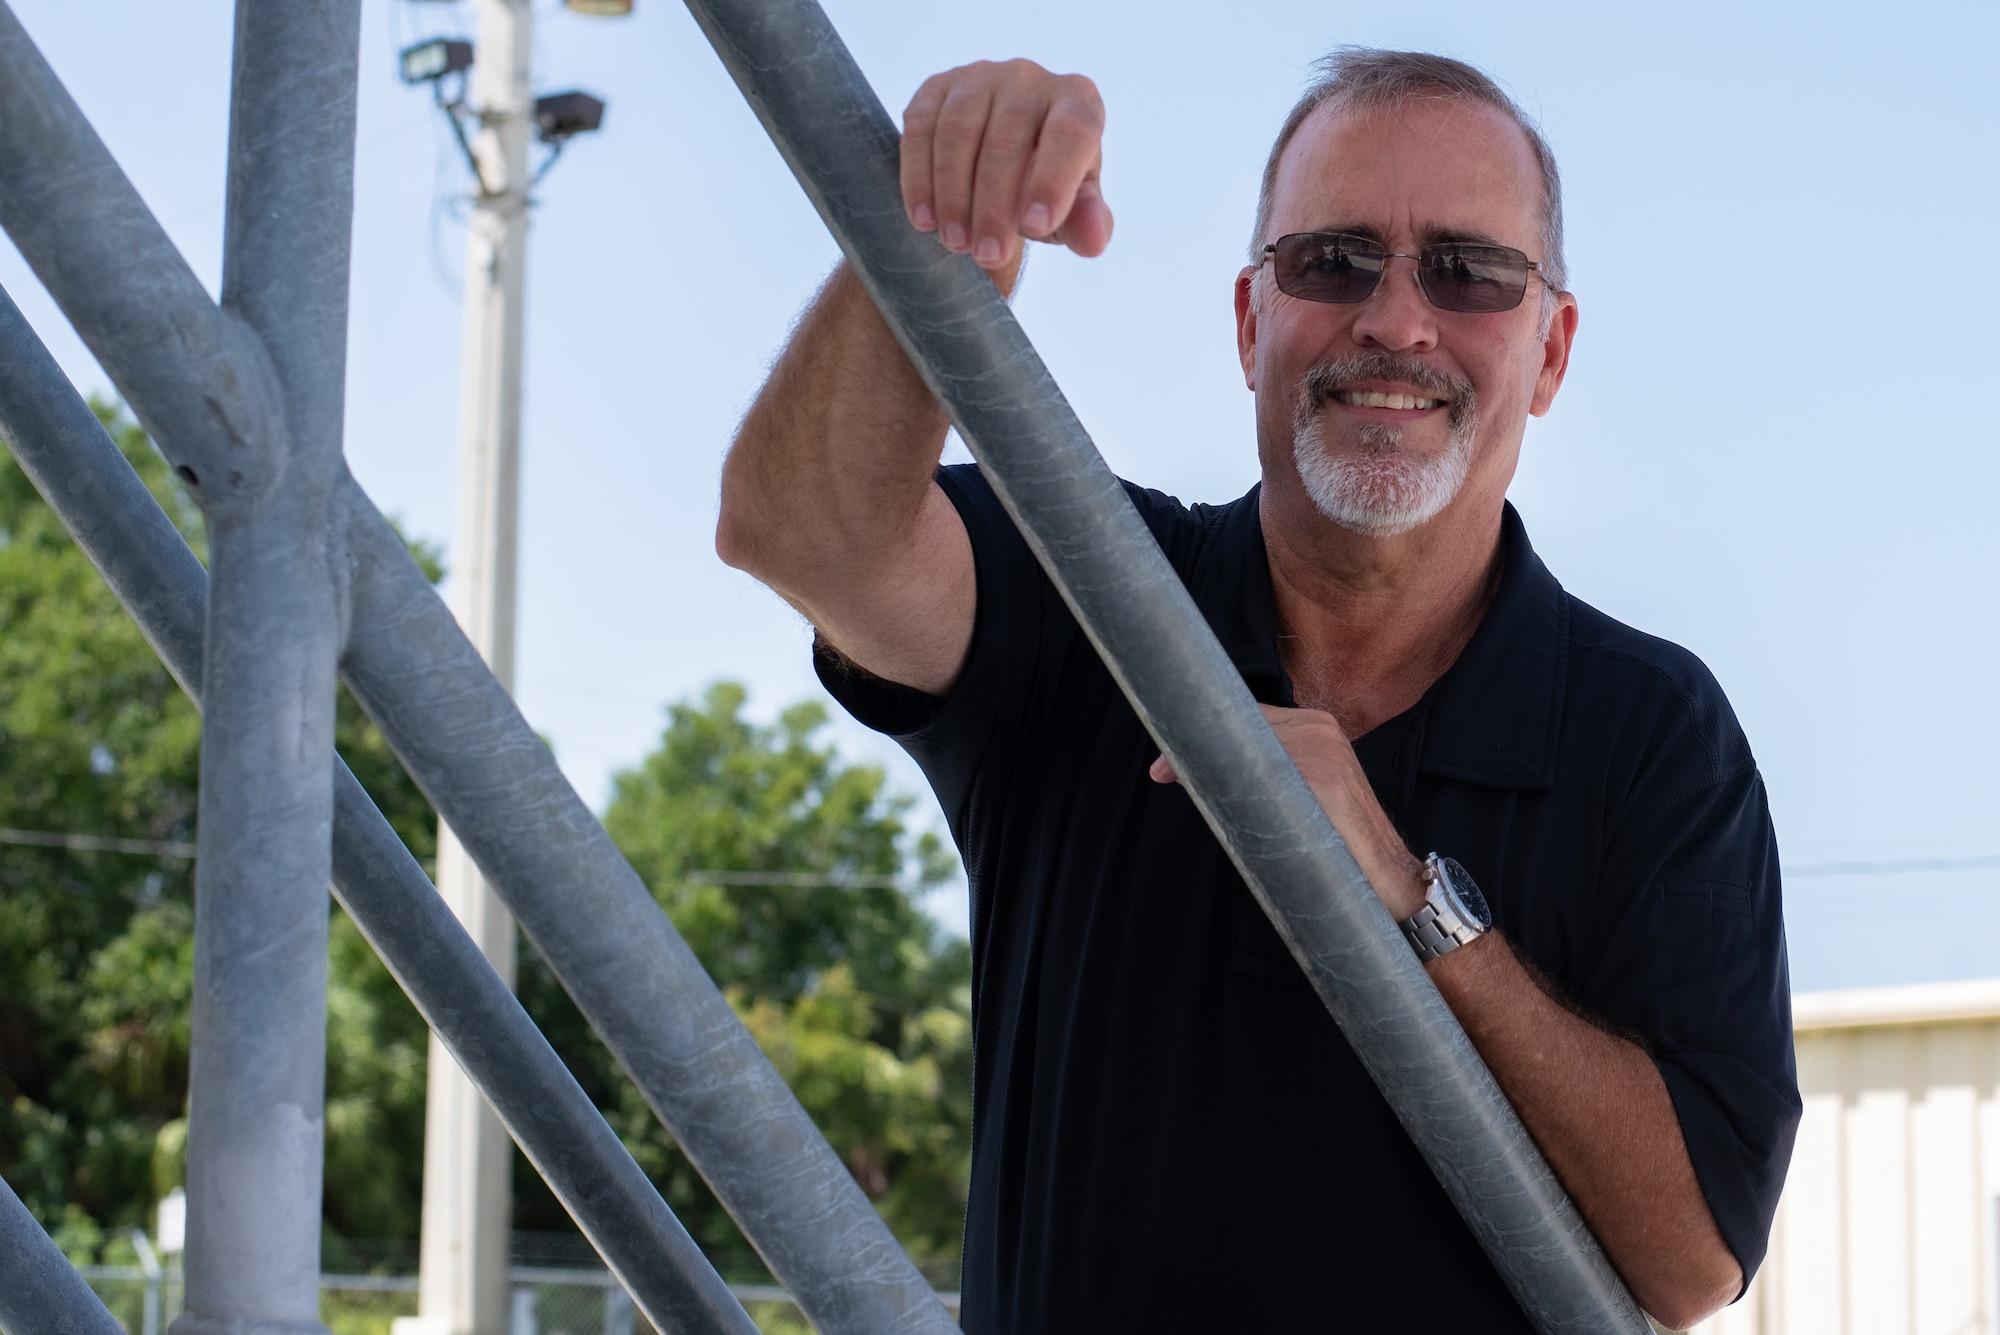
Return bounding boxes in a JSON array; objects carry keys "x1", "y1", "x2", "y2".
[
  {"x1": 674, "y1": 1, "x2": 1652, "y2": 1331},
  {"x1": 0, "y1": 3, "x2": 279, "y2": 493},
  {"x1": 0, "y1": 12, "x2": 954, "y2": 1331},
  {"x1": 0, "y1": 1170, "x2": 129, "y2": 1335},
  {"x1": 0, "y1": 283, "x2": 759, "y2": 1335},
  {"x1": 338, "y1": 445, "x2": 957, "y2": 1335}
]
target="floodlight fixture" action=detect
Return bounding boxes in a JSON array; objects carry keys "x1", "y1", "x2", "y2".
[
  {"x1": 565, "y1": 0, "x2": 635, "y2": 13},
  {"x1": 399, "y1": 38, "x2": 473, "y2": 85},
  {"x1": 533, "y1": 91, "x2": 606, "y2": 142}
]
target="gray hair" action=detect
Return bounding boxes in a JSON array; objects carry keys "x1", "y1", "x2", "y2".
[{"x1": 1248, "y1": 48, "x2": 1567, "y2": 294}]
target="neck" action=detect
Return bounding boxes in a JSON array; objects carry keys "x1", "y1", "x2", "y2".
[{"x1": 1260, "y1": 484, "x2": 1505, "y2": 739}]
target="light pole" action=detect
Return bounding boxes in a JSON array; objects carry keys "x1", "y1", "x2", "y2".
[{"x1": 395, "y1": 8, "x2": 611, "y2": 1335}]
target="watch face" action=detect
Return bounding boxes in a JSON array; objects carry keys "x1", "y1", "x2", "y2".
[{"x1": 1436, "y1": 857, "x2": 1493, "y2": 930}]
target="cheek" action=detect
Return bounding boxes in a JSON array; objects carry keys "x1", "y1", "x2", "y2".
[
  {"x1": 1460, "y1": 331, "x2": 1544, "y2": 413},
  {"x1": 1262, "y1": 314, "x2": 1351, "y2": 391}
]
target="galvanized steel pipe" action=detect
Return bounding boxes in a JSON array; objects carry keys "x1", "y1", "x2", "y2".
[
  {"x1": 0, "y1": 11, "x2": 351, "y2": 1325},
  {"x1": 163, "y1": 9, "x2": 362, "y2": 1329},
  {"x1": 0, "y1": 283, "x2": 758, "y2": 1335},
  {"x1": 0, "y1": 9, "x2": 954, "y2": 1329},
  {"x1": 0, "y1": 1171, "x2": 129, "y2": 1335},
  {"x1": 675, "y1": 1, "x2": 1651, "y2": 1330},
  {"x1": 337, "y1": 479, "x2": 958, "y2": 1335}
]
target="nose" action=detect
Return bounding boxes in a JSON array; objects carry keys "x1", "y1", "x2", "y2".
[{"x1": 1348, "y1": 255, "x2": 1437, "y2": 354}]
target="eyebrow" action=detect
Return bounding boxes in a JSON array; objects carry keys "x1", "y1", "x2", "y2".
[{"x1": 1302, "y1": 222, "x2": 1512, "y2": 250}]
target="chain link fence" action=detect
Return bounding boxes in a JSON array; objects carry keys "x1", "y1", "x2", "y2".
[{"x1": 76, "y1": 1246, "x2": 960, "y2": 1335}]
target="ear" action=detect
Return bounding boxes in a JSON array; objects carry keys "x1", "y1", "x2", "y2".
[
  {"x1": 1529, "y1": 292, "x2": 1579, "y2": 417},
  {"x1": 1234, "y1": 266, "x2": 1261, "y2": 391}
]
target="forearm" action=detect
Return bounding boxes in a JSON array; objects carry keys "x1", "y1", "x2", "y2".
[
  {"x1": 720, "y1": 58, "x2": 1104, "y2": 691},
  {"x1": 1256, "y1": 708, "x2": 1743, "y2": 1325},
  {"x1": 716, "y1": 262, "x2": 952, "y2": 601},
  {"x1": 1429, "y1": 936, "x2": 1742, "y2": 1328},
  {"x1": 717, "y1": 259, "x2": 1019, "y2": 690}
]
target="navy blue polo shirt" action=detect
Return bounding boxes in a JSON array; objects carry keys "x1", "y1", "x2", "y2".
[{"x1": 816, "y1": 465, "x2": 1799, "y2": 1333}]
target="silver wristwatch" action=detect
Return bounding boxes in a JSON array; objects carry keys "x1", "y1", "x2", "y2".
[{"x1": 1399, "y1": 853, "x2": 1493, "y2": 962}]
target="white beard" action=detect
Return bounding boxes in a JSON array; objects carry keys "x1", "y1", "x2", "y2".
[{"x1": 1292, "y1": 397, "x2": 1477, "y2": 538}]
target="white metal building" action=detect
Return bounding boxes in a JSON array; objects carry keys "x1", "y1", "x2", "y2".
[{"x1": 1687, "y1": 978, "x2": 2000, "y2": 1335}]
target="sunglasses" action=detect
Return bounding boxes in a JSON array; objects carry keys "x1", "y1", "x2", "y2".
[{"x1": 1260, "y1": 232, "x2": 1553, "y2": 314}]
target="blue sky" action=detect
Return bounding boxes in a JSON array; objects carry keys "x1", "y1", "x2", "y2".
[{"x1": 4, "y1": 0, "x2": 1995, "y2": 990}]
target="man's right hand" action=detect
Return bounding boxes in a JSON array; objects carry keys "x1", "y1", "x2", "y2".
[
  {"x1": 718, "y1": 60, "x2": 1113, "y2": 699},
  {"x1": 900, "y1": 60, "x2": 1113, "y2": 273}
]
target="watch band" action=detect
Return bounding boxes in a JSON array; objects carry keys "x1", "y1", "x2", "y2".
[{"x1": 1399, "y1": 853, "x2": 1491, "y2": 962}]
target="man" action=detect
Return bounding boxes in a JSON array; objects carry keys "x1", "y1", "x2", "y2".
[{"x1": 717, "y1": 48, "x2": 1798, "y2": 1332}]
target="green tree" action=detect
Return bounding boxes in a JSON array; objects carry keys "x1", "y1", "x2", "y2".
[
  {"x1": 527, "y1": 682, "x2": 973, "y2": 1276},
  {"x1": 1, "y1": 402, "x2": 975, "y2": 1281},
  {"x1": 0, "y1": 400, "x2": 437, "y2": 1257}
]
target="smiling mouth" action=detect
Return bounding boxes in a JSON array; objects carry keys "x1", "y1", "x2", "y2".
[{"x1": 1333, "y1": 389, "x2": 1445, "y2": 411}]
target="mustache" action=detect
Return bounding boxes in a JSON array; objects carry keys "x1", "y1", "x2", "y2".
[{"x1": 1298, "y1": 352, "x2": 1477, "y2": 430}]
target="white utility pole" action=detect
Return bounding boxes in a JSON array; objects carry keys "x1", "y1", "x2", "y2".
[{"x1": 414, "y1": 3, "x2": 530, "y2": 1334}]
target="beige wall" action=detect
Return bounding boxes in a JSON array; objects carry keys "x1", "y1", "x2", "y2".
[{"x1": 1686, "y1": 979, "x2": 2000, "y2": 1335}]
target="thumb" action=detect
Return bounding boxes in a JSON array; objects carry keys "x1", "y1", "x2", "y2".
[
  {"x1": 1054, "y1": 176, "x2": 1114, "y2": 258},
  {"x1": 1148, "y1": 753, "x2": 1179, "y2": 784}
]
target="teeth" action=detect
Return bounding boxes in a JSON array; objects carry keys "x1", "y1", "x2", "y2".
[{"x1": 1335, "y1": 390, "x2": 1442, "y2": 411}]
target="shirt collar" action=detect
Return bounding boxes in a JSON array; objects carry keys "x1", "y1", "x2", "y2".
[
  {"x1": 1415, "y1": 503, "x2": 1568, "y2": 790},
  {"x1": 1191, "y1": 490, "x2": 1567, "y2": 792}
]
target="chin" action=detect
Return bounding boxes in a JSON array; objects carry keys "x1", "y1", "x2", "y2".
[{"x1": 1294, "y1": 419, "x2": 1475, "y2": 537}]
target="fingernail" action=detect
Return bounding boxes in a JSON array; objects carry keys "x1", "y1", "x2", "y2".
[
  {"x1": 1022, "y1": 202, "x2": 1051, "y2": 234},
  {"x1": 942, "y1": 221, "x2": 966, "y2": 250},
  {"x1": 975, "y1": 236, "x2": 1002, "y2": 265},
  {"x1": 912, "y1": 202, "x2": 935, "y2": 230}
]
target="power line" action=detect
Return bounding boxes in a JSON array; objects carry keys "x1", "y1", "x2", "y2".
[
  {"x1": 1785, "y1": 855, "x2": 2000, "y2": 879},
  {"x1": 683, "y1": 870, "x2": 904, "y2": 890},
  {"x1": 0, "y1": 827, "x2": 195, "y2": 858},
  {"x1": 5, "y1": 832, "x2": 1992, "y2": 882}
]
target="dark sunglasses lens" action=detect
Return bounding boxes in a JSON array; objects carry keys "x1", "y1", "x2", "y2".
[
  {"x1": 1418, "y1": 244, "x2": 1531, "y2": 313},
  {"x1": 1272, "y1": 233, "x2": 1384, "y2": 304}
]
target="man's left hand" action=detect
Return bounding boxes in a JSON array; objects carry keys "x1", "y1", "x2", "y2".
[
  {"x1": 1151, "y1": 701, "x2": 1745, "y2": 1325},
  {"x1": 1149, "y1": 703, "x2": 1427, "y2": 921}
]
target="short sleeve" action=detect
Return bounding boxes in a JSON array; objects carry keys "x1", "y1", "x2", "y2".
[
  {"x1": 813, "y1": 463, "x2": 1068, "y2": 823},
  {"x1": 1584, "y1": 759, "x2": 1800, "y2": 1287}
]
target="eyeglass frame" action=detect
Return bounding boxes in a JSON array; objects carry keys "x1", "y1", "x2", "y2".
[{"x1": 1256, "y1": 231, "x2": 1559, "y2": 314}]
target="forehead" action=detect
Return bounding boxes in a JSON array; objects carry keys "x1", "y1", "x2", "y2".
[{"x1": 1268, "y1": 96, "x2": 1544, "y2": 252}]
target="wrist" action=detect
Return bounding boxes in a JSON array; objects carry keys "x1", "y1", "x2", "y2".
[
  {"x1": 1398, "y1": 854, "x2": 1494, "y2": 963},
  {"x1": 1317, "y1": 772, "x2": 1423, "y2": 917},
  {"x1": 1340, "y1": 804, "x2": 1424, "y2": 919},
  {"x1": 1378, "y1": 853, "x2": 1427, "y2": 921}
]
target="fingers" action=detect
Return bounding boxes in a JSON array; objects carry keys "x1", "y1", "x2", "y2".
[
  {"x1": 1258, "y1": 702, "x2": 1336, "y2": 731},
  {"x1": 1021, "y1": 78, "x2": 1107, "y2": 249},
  {"x1": 928, "y1": 73, "x2": 997, "y2": 257},
  {"x1": 969, "y1": 73, "x2": 1052, "y2": 265},
  {"x1": 1157, "y1": 706, "x2": 1322, "y2": 787},
  {"x1": 900, "y1": 61, "x2": 1109, "y2": 268},
  {"x1": 899, "y1": 73, "x2": 949, "y2": 235},
  {"x1": 1256, "y1": 704, "x2": 1354, "y2": 785}
]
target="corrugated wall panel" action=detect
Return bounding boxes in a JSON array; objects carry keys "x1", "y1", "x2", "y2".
[
  {"x1": 1910, "y1": 1030, "x2": 1981, "y2": 1334},
  {"x1": 1679, "y1": 1008, "x2": 2000, "y2": 1335},
  {"x1": 1848, "y1": 1031, "x2": 1915, "y2": 1332}
]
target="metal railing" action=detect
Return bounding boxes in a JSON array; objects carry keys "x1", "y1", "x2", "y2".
[
  {"x1": 71, "y1": 1265, "x2": 964, "y2": 1335},
  {"x1": 0, "y1": 1, "x2": 915, "y2": 1330},
  {"x1": 0, "y1": 0, "x2": 1646, "y2": 1332}
]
